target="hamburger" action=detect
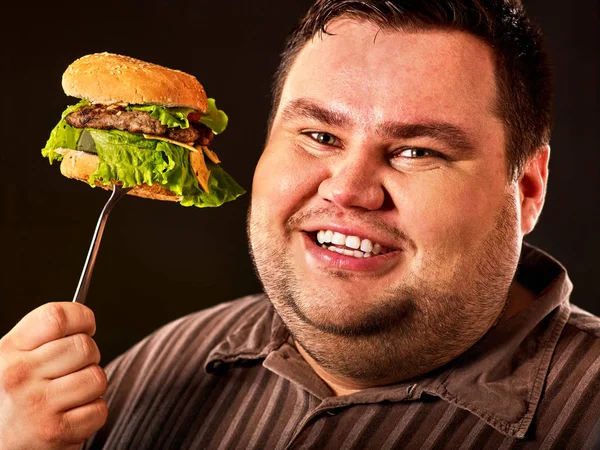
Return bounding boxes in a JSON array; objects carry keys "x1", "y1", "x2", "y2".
[{"x1": 42, "y1": 52, "x2": 245, "y2": 207}]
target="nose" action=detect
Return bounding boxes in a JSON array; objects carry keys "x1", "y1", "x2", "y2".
[{"x1": 317, "y1": 153, "x2": 386, "y2": 211}]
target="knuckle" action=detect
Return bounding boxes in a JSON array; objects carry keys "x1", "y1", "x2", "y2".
[
  {"x1": 83, "y1": 306, "x2": 97, "y2": 335},
  {"x1": 26, "y1": 389, "x2": 47, "y2": 410},
  {"x1": 44, "y1": 303, "x2": 69, "y2": 337},
  {"x1": 74, "y1": 333, "x2": 96, "y2": 360},
  {"x1": 87, "y1": 365, "x2": 107, "y2": 393},
  {"x1": 0, "y1": 359, "x2": 31, "y2": 392},
  {"x1": 95, "y1": 398, "x2": 109, "y2": 423},
  {"x1": 41, "y1": 417, "x2": 70, "y2": 445}
]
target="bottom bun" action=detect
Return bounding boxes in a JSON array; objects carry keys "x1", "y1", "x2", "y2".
[{"x1": 56, "y1": 148, "x2": 181, "y2": 202}]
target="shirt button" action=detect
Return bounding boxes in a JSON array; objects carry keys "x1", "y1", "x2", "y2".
[{"x1": 407, "y1": 384, "x2": 417, "y2": 399}]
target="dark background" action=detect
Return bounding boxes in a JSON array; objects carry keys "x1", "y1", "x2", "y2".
[{"x1": 1, "y1": 1, "x2": 598, "y2": 366}]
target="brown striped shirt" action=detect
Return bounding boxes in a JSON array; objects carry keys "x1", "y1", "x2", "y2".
[{"x1": 85, "y1": 244, "x2": 600, "y2": 449}]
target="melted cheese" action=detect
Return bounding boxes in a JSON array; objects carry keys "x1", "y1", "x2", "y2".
[
  {"x1": 197, "y1": 146, "x2": 221, "y2": 164},
  {"x1": 190, "y1": 151, "x2": 211, "y2": 193}
]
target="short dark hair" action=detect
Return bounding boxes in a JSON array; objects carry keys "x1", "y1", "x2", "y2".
[{"x1": 268, "y1": 0, "x2": 553, "y2": 179}]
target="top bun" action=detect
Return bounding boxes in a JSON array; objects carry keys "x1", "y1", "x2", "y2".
[{"x1": 62, "y1": 52, "x2": 208, "y2": 112}]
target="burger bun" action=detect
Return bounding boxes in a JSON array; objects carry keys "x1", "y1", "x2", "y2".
[{"x1": 62, "y1": 52, "x2": 208, "y2": 112}]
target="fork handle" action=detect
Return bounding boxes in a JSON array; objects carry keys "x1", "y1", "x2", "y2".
[{"x1": 72, "y1": 185, "x2": 130, "y2": 304}]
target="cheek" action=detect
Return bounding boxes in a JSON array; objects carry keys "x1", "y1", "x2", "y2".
[
  {"x1": 252, "y1": 142, "x2": 323, "y2": 223},
  {"x1": 397, "y1": 174, "x2": 505, "y2": 254}
]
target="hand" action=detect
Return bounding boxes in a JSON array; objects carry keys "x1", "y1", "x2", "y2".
[{"x1": 0, "y1": 302, "x2": 108, "y2": 450}]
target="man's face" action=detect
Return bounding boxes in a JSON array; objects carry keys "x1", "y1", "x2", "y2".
[{"x1": 249, "y1": 20, "x2": 523, "y2": 383}]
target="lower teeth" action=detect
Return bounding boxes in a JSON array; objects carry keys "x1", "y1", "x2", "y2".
[{"x1": 322, "y1": 244, "x2": 374, "y2": 258}]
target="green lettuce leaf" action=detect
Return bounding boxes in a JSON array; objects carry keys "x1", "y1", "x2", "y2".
[
  {"x1": 61, "y1": 99, "x2": 90, "y2": 119},
  {"x1": 42, "y1": 120, "x2": 82, "y2": 164},
  {"x1": 128, "y1": 105, "x2": 195, "y2": 129},
  {"x1": 41, "y1": 100, "x2": 90, "y2": 163},
  {"x1": 199, "y1": 98, "x2": 228, "y2": 135},
  {"x1": 130, "y1": 99, "x2": 228, "y2": 135},
  {"x1": 41, "y1": 112, "x2": 245, "y2": 208}
]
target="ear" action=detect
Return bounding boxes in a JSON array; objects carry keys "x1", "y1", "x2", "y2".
[{"x1": 518, "y1": 145, "x2": 550, "y2": 235}]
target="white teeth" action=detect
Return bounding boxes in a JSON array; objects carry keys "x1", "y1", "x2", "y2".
[
  {"x1": 332, "y1": 232, "x2": 346, "y2": 245},
  {"x1": 345, "y1": 236, "x2": 361, "y2": 249},
  {"x1": 315, "y1": 229, "x2": 390, "y2": 257},
  {"x1": 323, "y1": 243, "x2": 366, "y2": 258},
  {"x1": 360, "y1": 239, "x2": 373, "y2": 253}
]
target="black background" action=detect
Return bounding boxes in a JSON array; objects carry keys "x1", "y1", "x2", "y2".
[{"x1": 1, "y1": 1, "x2": 598, "y2": 366}]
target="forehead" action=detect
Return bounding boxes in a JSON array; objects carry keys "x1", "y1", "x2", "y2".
[{"x1": 278, "y1": 19, "x2": 499, "y2": 131}]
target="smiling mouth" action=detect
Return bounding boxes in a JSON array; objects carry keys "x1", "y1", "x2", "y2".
[{"x1": 308, "y1": 229, "x2": 393, "y2": 259}]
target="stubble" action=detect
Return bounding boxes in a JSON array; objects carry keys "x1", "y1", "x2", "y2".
[{"x1": 247, "y1": 193, "x2": 521, "y2": 383}]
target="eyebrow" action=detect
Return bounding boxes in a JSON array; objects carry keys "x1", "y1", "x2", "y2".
[
  {"x1": 280, "y1": 98, "x2": 476, "y2": 154},
  {"x1": 280, "y1": 98, "x2": 351, "y2": 128},
  {"x1": 377, "y1": 122, "x2": 476, "y2": 154}
]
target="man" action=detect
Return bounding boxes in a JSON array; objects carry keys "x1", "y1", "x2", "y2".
[{"x1": 1, "y1": 0, "x2": 598, "y2": 448}]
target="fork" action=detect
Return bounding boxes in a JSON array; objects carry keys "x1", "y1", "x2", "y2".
[{"x1": 72, "y1": 184, "x2": 131, "y2": 304}]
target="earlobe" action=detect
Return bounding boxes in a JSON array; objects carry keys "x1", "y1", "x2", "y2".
[{"x1": 519, "y1": 145, "x2": 550, "y2": 235}]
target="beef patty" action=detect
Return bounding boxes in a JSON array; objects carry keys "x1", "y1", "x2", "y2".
[{"x1": 66, "y1": 105, "x2": 213, "y2": 146}]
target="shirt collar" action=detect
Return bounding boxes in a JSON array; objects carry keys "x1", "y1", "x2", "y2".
[
  {"x1": 205, "y1": 302, "x2": 289, "y2": 374},
  {"x1": 424, "y1": 243, "x2": 572, "y2": 438},
  {"x1": 205, "y1": 243, "x2": 573, "y2": 439}
]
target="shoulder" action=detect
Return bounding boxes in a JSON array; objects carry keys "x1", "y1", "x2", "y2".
[
  {"x1": 567, "y1": 303, "x2": 600, "y2": 338},
  {"x1": 106, "y1": 293, "x2": 272, "y2": 372},
  {"x1": 84, "y1": 295, "x2": 275, "y2": 448},
  {"x1": 549, "y1": 303, "x2": 600, "y2": 381},
  {"x1": 140, "y1": 293, "x2": 272, "y2": 348},
  {"x1": 535, "y1": 303, "x2": 600, "y2": 445},
  {"x1": 554, "y1": 304, "x2": 600, "y2": 371},
  {"x1": 99, "y1": 293, "x2": 274, "y2": 391}
]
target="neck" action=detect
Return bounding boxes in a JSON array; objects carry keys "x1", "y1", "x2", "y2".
[
  {"x1": 295, "y1": 281, "x2": 537, "y2": 396},
  {"x1": 294, "y1": 342, "x2": 367, "y2": 396}
]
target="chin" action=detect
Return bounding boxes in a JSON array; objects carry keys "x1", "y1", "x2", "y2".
[{"x1": 269, "y1": 276, "x2": 419, "y2": 338}]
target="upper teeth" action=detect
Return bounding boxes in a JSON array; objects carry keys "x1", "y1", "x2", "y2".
[{"x1": 316, "y1": 230, "x2": 385, "y2": 255}]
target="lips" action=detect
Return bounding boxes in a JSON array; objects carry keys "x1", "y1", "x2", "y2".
[{"x1": 300, "y1": 230, "x2": 401, "y2": 273}]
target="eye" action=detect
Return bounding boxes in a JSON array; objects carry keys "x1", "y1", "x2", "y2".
[
  {"x1": 390, "y1": 146, "x2": 446, "y2": 171},
  {"x1": 397, "y1": 147, "x2": 435, "y2": 158},
  {"x1": 305, "y1": 131, "x2": 340, "y2": 146}
]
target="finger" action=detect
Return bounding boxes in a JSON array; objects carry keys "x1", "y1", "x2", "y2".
[
  {"x1": 46, "y1": 364, "x2": 107, "y2": 412},
  {"x1": 5, "y1": 302, "x2": 96, "y2": 351},
  {"x1": 33, "y1": 333, "x2": 101, "y2": 379},
  {"x1": 60, "y1": 398, "x2": 109, "y2": 444}
]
